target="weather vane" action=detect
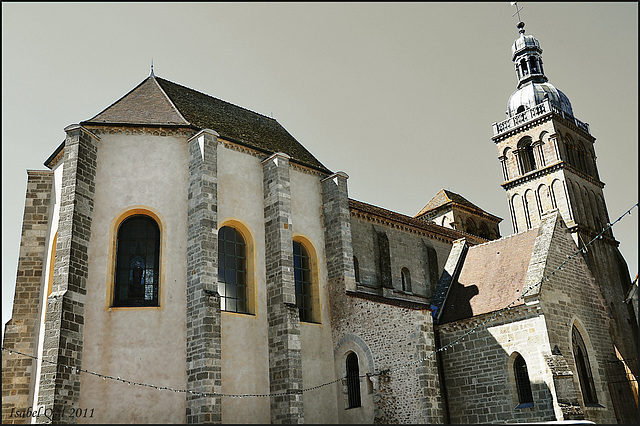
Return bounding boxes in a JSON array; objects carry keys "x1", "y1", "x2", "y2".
[
  {"x1": 150, "y1": 58, "x2": 155, "y2": 77},
  {"x1": 511, "y1": 1, "x2": 524, "y2": 22}
]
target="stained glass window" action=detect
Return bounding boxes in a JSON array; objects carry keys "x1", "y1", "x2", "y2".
[
  {"x1": 113, "y1": 215, "x2": 160, "y2": 307},
  {"x1": 218, "y1": 226, "x2": 248, "y2": 314},
  {"x1": 293, "y1": 241, "x2": 313, "y2": 322}
]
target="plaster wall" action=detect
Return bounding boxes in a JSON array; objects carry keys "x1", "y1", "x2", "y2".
[
  {"x1": 290, "y1": 167, "x2": 340, "y2": 423},
  {"x1": 217, "y1": 145, "x2": 270, "y2": 424},
  {"x1": 79, "y1": 132, "x2": 189, "y2": 423}
]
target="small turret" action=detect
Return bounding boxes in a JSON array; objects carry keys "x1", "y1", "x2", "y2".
[{"x1": 506, "y1": 21, "x2": 574, "y2": 118}]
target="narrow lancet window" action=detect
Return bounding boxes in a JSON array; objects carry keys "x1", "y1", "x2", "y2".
[{"x1": 346, "y1": 352, "x2": 362, "y2": 408}]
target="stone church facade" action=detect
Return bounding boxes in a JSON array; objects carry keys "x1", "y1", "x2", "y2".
[{"x1": 2, "y1": 21, "x2": 637, "y2": 424}]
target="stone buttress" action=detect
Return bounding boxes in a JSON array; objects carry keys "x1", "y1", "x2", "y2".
[
  {"x1": 2, "y1": 170, "x2": 54, "y2": 424},
  {"x1": 262, "y1": 152, "x2": 304, "y2": 423},
  {"x1": 186, "y1": 129, "x2": 222, "y2": 423},
  {"x1": 36, "y1": 125, "x2": 98, "y2": 424}
]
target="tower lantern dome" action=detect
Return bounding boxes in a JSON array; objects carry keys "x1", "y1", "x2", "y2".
[{"x1": 506, "y1": 21, "x2": 574, "y2": 118}]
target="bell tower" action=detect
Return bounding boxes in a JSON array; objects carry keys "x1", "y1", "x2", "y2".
[
  {"x1": 491, "y1": 19, "x2": 638, "y2": 384},
  {"x1": 492, "y1": 20, "x2": 606, "y2": 239}
]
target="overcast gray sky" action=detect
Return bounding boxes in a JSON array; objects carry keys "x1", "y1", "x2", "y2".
[{"x1": 2, "y1": 2, "x2": 638, "y2": 336}]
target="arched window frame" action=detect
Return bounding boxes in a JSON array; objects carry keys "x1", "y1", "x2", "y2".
[
  {"x1": 465, "y1": 217, "x2": 477, "y2": 235},
  {"x1": 513, "y1": 353, "x2": 534, "y2": 408},
  {"x1": 479, "y1": 222, "x2": 490, "y2": 239},
  {"x1": 401, "y1": 267, "x2": 412, "y2": 293},
  {"x1": 218, "y1": 220, "x2": 256, "y2": 315},
  {"x1": 107, "y1": 207, "x2": 166, "y2": 310},
  {"x1": 346, "y1": 352, "x2": 362, "y2": 409},
  {"x1": 293, "y1": 235, "x2": 321, "y2": 324},
  {"x1": 517, "y1": 137, "x2": 537, "y2": 174},
  {"x1": 572, "y1": 325, "x2": 599, "y2": 405},
  {"x1": 353, "y1": 255, "x2": 360, "y2": 283}
]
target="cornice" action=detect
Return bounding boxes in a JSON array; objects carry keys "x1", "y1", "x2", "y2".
[
  {"x1": 501, "y1": 161, "x2": 604, "y2": 190},
  {"x1": 349, "y1": 204, "x2": 487, "y2": 245},
  {"x1": 492, "y1": 111, "x2": 594, "y2": 144},
  {"x1": 435, "y1": 303, "x2": 541, "y2": 333}
]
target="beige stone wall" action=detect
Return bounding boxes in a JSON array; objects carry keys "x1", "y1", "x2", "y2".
[
  {"x1": 217, "y1": 144, "x2": 270, "y2": 423},
  {"x1": 291, "y1": 167, "x2": 339, "y2": 423},
  {"x1": 350, "y1": 215, "x2": 452, "y2": 299},
  {"x1": 438, "y1": 309, "x2": 557, "y2": 423},
  {"x1": 79, "y1": 131, "x2": 189, "y2": 423},
  {"x1": 539, "y1": 226, "x2": 619, "y2": 423},
  {"x1": 217, "y1": 146, "x2": 339, "y2": 423}
]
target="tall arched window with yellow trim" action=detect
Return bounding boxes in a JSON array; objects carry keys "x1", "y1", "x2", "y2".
[
  {"x1": 293, "y1": 240, "x2": 313, "y2": 322},
  {"x1": 218, "y1": 226, "x2": 248, "y2": 314},
  {"x1": 113, "y1": 215, "x2": 160, "y2": 307}
]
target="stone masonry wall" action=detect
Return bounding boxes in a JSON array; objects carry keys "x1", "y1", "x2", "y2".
[
  {"x1": 2, "y1": 170, "x2": 54, "y2": 424},
  {"x1": 350, "y1": 216, "x2": 450, "y2": 299},
  {"x1": 333, "y1": 294, "x2": 444, "y2": 424},
  {"x1": 262, "y1": 152, "x2": 304, "y2": 423},
  {"x1": 186, "y1": 129, "x2": 222, "y2": 423},
  {"x1": 540, "y1": 221, "x2": 625, "y2": 423},
  {"x1": 322, "y1": 173, "x2": 443, "y2": 423},
  {"x1": 36, "y1": 125, "x2": 97, "y2": 424},
  {"x1": 437, "y1": 308, "x2": 557, "y2": 424}
]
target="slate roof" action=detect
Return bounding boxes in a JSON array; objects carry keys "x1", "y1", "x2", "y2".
[
  {"x1": 438, "y1": 228, "x2": 539, "y2": 324},
  {"x1": 81, "y1": 75, "x2": 330, "y2": 172},
  {"x1": 415, "y1": 189, "x2": 500, "y2": 221},
  {"x1": 349, "y1": 198, "x2": 488, "y2": 244}
]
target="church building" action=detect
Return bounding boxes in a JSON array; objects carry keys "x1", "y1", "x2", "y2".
[{"x1": 2, "y1": 18, "x2": 637, "y2": 424}]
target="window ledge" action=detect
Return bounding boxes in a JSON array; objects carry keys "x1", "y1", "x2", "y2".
[
  {"x1": 584, "y1": 403, "x2": 605, "y2": 410},
  {"x1": 515, "y1": 402, "x2": 535, "y2": 409}
]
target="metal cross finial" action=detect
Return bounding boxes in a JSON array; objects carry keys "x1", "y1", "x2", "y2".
[{"x1": 511, "y1": 1, "x2": 524, "y2": 22}]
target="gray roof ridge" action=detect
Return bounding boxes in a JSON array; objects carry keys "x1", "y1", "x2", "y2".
[
  {"x1": 150, "y1": 75, "x2": 190, "y2": 125},
  {"x1": 82, "y1": 75, "x2": 191, "y2": 126}
]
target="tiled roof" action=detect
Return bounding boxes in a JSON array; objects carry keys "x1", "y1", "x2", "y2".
[
  {"x1": 82, "y1": 76, "x2": 329, "y2": 172},
  {"x1": 438, "y1": 228, "x2": 539, "y2": 324},
  {"x1": 415, "y1": 189, "x2": 498, "y2": 219},
  {"x1": 349, "y1": 198, "x2": 488, "y2": 244}
]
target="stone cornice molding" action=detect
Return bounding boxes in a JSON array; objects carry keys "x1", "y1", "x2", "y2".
[
  {"x1": 435, "y1": 303, "x2": 541, "y2": 334},
  {"x1": 350, "y1": 204, "x2": 487, "y2": 245},
  {"x1": 501, "y1": 161, "x2": 604, "y2": 190}
]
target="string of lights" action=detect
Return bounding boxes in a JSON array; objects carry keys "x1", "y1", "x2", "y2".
[{"x1": 2, "y1": 202, "x2": 637, "y2": 399}]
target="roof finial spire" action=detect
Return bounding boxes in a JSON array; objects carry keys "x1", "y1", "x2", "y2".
[
  {"x1": 510, "y1": 2, "x2": 525, "y2": 33},
  {"x1": 150, "y1": 58, "x2": 155, "y2": 77}
]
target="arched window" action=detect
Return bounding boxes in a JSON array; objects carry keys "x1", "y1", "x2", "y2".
[
  {"x1": 218, "y1": 226, "x2": 248, "y2": 314},
  {"x1": 465, "y1": 217, "x2": 477, "y2": 235},
  {"x1": 514, "y1": 354, "x2": 534, "y2": 406},
  {"x1": 479, "y1": 223, "x2": 490, "y2": 239},
  {"x1": 518, "y1": 138, "x2": 537, "y2": 173},
  {"x1": 346, "y1": 352, "x2": 361, "y2": 409},
  {"x1": 572, "y1": 326, "x2": 598, "y2": 405},
  {"x1": 353, "y1": 256, "x2": 360, "y2": 283},
  {"x1": 113, "y1": 215, "x2": 160, "y2": 307},
  {"x1": 293, "y1": 240, "x2": 313, "y2": 322},
  {"x1": 401, "y1": 267, "x2": 412, "y2": 292}
]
